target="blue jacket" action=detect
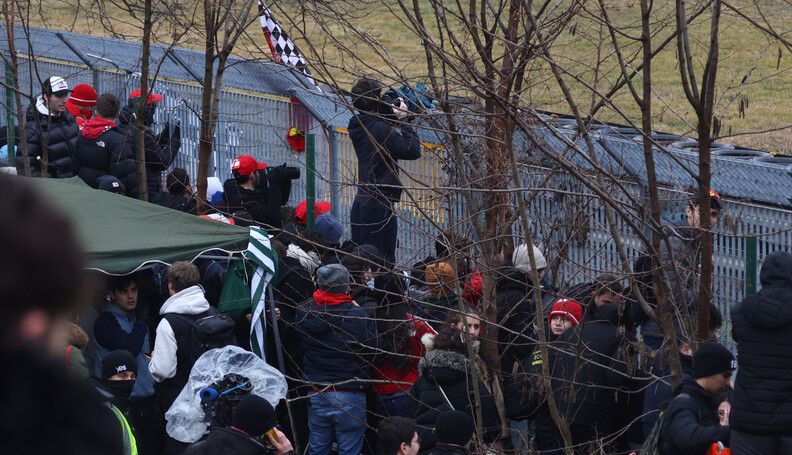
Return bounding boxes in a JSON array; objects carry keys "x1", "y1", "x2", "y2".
[
  {"x1": 294, "y1": 291, "x2": 381, "y2": 390},
  {"x1": 348, "y1": 113, "x2": 421, "y2": 202},
  {"x1": 92, "y1": 302, "x2": 156, "y2": 398},
  {"x1": 641, "y1": 352, "x2": 693, "y2": 438}
]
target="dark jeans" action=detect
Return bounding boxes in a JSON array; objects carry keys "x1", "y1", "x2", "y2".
[
  {"x1": 350, "y1": 197, "x2": 397, "y2": 263},
  {"x1": 732, "y1": 429, "x2": 792, "y2": 454}
]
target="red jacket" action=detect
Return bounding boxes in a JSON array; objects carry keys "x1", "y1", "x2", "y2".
[{"x1": 372, "y1": 314, "x2": 437, "y2": 395}]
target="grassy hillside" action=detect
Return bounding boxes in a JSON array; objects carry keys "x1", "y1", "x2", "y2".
[{"x1": 27, "y1": 0, "x2": 792, "y2": 152}]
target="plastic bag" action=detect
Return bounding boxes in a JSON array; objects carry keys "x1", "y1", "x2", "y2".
[{"x1": 165, "y1": 345, "x2": 288, "y2": 443}]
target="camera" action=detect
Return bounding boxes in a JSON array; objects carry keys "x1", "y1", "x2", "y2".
[{"x1": 379, "y1": 92, "x2": 402, "y2": 116}]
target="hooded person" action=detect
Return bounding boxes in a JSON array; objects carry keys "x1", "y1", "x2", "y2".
[
  {"x1": 347, "y1": 77, "x2": 421, "y2": 264},
  {"x1": 215, "y1": 154, "x2": 288, "y2": 228},
  {"x1": 18, "y1": 76, "x2": 79, "y2": 177},
  {"x1": 73, "y1": 93, "x2": 139, "y2": 197},
  {"x1": 427, "y1": 410, "x2": 476, "y2": 455},
  {"x1": 730, "y1": 250, "x2": 792, "y2": 453},
  {"x1": 66, "y1": 83, "x2": 98, "y2": 129},
  {"x1": 116, "y1": 88, "x2": 181, "y2": 196},
  {"x1": 184, "y1": 395, "x2": 295, "y2": 455}
]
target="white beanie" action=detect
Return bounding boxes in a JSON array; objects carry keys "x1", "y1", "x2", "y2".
[{"x1": 512, "y1": 243, "x2": 547, "y2": 274}]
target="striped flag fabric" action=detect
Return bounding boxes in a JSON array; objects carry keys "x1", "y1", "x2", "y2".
[
  {"x1": 245, "y1": 226, "x2": 279, "y2": 359},
  {"x1": 257, "y1": 0, "x2": 316, "y2": 86}
]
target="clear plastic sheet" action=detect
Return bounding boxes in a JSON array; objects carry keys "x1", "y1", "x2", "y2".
[{"x1": 165, "y1": 345, "x2": 288, "y2": 443}]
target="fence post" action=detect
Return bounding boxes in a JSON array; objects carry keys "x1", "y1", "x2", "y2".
[
  {"x1": 328, "y1": 129, "x2": 341, "y2": 219},
  {"x1": 5, "y1": 61, "x2": 14, "y2": 168},
  {"x1": 306, "y1": 133, "x2": 316, "y2": 229},
  {"x1": 745, "y1": 234, "x2": 757, "y2": 296}
]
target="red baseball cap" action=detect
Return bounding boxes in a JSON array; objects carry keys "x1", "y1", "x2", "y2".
[
  {"x1": 232, "y1": 155, "x2": 267, "y2": 176},
  {"x1": 129, "y1": 88, "x2": 164, "y2": 104},
  {"x1": 294, "y1": 200, "x2": 331, "y2": 225}
]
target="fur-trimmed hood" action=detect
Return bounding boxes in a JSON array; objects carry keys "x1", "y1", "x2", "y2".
[
  {"x1": 65, "y1": 321, "x2": 89, "y2": 348},
  {"x1": 418, "y1": 349, "x2": 485, "y2": 383}
]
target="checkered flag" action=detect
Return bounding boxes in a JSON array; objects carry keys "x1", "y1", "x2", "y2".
[{"x1": 257, "y1": 0, "x2": 316, "y2": 86}]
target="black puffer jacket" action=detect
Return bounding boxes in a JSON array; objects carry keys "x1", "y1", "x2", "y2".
[
  {"x1": 117, "y1": 100, "x2": 180, "y2": 195},
  {"x1": 404, "y1": 349, "x2": 502, "y2": 450},
  {"x1": 73, "y1": 117, "x2": 139, "y2": 198},
  {"x1": 731, "y1": 250, "x2": 792, "y2": 435},
  {"x1": 18, "y1": 98, "x2": 78, "y2": 177},
  {"x1": 661, "y1": 376, "x2": 729, "y2": 455},
  {"x1": 347, "y1": 113, "x2": 421, "y2": 202}
]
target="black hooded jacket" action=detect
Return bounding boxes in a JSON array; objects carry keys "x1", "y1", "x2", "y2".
[
  {"x1": 73, "y1": 117, "x2": 139, "y2": 198},
  {"x1": 215, "y1": 178, "x2": 282, "y2": 227},
  {"x1": 117, "y1": 99, "x2": 180, "y2": 195},
  {"x1": 19, "y1": 99, "x2": 79, "y2": 177},
  {"x1": 731, "y1": 250, "x2": 792, "y2": 435},
  {"x1": 661, "y1": 376, "x2": 729, "y2": 455},
  {"x1": 347, "y1": 113, "x2": 421, "y2": 203},
  {"x1": 404, "y1": 349, "x2": 502, "y2": 450}
]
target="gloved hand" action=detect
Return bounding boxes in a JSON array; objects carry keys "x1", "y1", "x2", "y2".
[{"x1": 158, "y1": 121, "x2": 171, "y2": 146}]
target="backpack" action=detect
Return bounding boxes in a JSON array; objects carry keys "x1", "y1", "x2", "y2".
[
  {"x1": 165, "y1": 307, "x2": 237, "y2": 367},
  {"x1": 639, "y1": 392, "x2": 692, "y2": 455}
]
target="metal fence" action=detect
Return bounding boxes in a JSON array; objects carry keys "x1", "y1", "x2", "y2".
[{"x1": 6, "y1": 42, "x2": 792, "y2": 348}]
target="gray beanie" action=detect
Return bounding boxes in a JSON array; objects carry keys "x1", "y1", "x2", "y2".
[
  {"x1": 316, "y1": 263, "x2": 350, "y2": 294},
  {"x1": 512, "y1": 243, "x2": 547, "y2": 274}
]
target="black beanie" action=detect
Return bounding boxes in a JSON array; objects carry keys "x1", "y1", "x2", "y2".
[
  {"x1": 232, "y1": 395, "x2": 277, "y2": 436},
  {"x1": 436, "y1": 410, "x2": 475, "y2": 447},
  {"x1": 101, "y1": 350, "x2": 137, "y2": 380},
  {"x1": 693, "y1": 342, "x2": 736, "y2": 379}
]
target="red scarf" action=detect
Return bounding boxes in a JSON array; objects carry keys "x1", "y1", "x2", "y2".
[
  {"x1": 313, "y1": 289, "x2": 352, "y2": 306},
  {"x1": 80, "y1": 117, "x2": 117, "y2": 140}
]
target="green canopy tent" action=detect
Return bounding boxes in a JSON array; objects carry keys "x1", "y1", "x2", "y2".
[
  {"x1": 33, "y1": 177, "x2": 251, "y2": 275},
  {"x1": 32, "y1": 177, "x2": 278, "y2": 359}
]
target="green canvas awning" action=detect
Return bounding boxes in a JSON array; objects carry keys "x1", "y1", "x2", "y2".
[{"x1": 32, "y1": 177, "x2": 251, "y2": 275}]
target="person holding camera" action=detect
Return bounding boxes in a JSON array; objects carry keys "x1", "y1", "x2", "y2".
[
  {"x1": 217, "y1": 154, "x2": 296, "y2": 228},
  {"x1": 348, "y1": 77, "x2": 421, "y2": 264}
]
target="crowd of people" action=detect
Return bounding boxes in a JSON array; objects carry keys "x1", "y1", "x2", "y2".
[{"x1": 4, "y1": 74, "x2": 792, "y2": 455}]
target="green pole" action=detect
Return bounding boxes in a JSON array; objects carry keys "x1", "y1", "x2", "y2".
[
  {"x1": 745, "y1": 234, "x2": 757, "y2": 296},
  {"x1": 5, "y1": 62, "x2": 15, "y2": 168},
  {"x1": 306, "y1": 133, "x2": 316, "y2": 230}
]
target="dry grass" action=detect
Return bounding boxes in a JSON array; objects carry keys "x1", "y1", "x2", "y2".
[{"x1": 24, "y1": 0, "x2": 792, "y2": 152}]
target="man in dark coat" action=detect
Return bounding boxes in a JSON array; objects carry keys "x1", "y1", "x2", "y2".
[
  {"x1": 73, "y1": 93, "x2": 139, "y2": 197},
  {"x1": 184, "y1": 395, "x2": 295, "y2": 455},
  {"x1": 730, "y1": 250, "x2": 792, "y2": 453},
  {"x1": 117, "y1": 88, "x2": 180, "y2": 196},
  {"x1": 661, "y1": 342, "x2": 735, "y2": 455},
  {"x1": 215, "y1": 154, "x2": 290, "y2": 228},
  {"x1": 347, "y1": 77, "x2": 421, "y2": 264},
  {"x1": 294, "y1": 264, "x2": 381, "y2": 455},
  {"x1": 18, "y1": 76, "x2": 79, "y2": 177}
]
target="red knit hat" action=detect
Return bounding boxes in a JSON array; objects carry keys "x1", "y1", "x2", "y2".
[
  {"x1": 129, "y1": 88, "x2": 163, "y2": 104},
  {"x1": 294, "y1": 200, "x2": 331, "y2": 225},
  {"x1": 548, "y1": 298, "x2": 583, "y2": 326},
  {"x1": 70, "y1": 84, "x2": 97, "y2": 106}
]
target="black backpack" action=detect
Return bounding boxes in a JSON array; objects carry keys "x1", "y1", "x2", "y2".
[
  {"x1": 640, "y1": 392, "x2": 693, "y2": 455},
  {"x1": 165, "y1": 307, "x2": 237, "y2": 368}
]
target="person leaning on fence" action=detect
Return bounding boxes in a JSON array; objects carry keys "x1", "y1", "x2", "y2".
[
  {"x1": 659, "y1": 342, "x2": 735, "y2": 455},
  {"x1": 729, "y1": 250, "x2": 792, "y2": 454},
  {"x1": 18, "y1": 76, "x2": 79, "y2": 177},
  {"x1": 117, "y1": 89, "x2": 181, "y2": 196},
  {"x1": 348, "y1": 77, "x2": 422, "y2": 264},
  {"x1": 216, "y1": 155, "x2": 287, "y2": 228},
  {"x1": 294, "y1": 263, "x2": 382, "y2": 455},
  {"x1": 639, "y1": 189, "x2": 723, "y2": 349},
  {"x1": 73, "y1": 93, "x2": 139, "y2": 197}
]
